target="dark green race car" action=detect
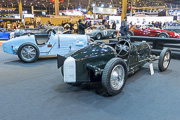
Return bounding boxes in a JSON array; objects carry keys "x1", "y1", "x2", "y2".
[
  {"x1": 57, "y1": 37, "x2": 171, "y2": 96},
  {"x1": 85, "y1": 25, "x2": 118, "y2": 40}
]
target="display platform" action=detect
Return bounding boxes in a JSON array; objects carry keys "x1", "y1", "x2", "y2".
[{"x1": 1, "y1": 45, "x2": 180, "y2": 120}]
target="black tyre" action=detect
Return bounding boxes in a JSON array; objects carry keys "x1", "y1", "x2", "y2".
[
  {"x1": 158, "y1": 33, "x2": 169, "y2": 38},
  {"x1": 96, "y1": 33, "x2": 102, "y2": 40},
  {"x1": 127, "y1": 31, "x2": 134, "y2": 37},
  {"x1": 112, "y1": 32, "x2": 117, "y2": 38},
  {"x1": 102, "y1": 58, "x2": 128, "y2": 96},
  {"x1": 18, "y1": 43, "x2": 39, "y2": 63},
  {"x1": 61, "y1": 66, "x2": 64, "y2": 77},
  {"x1": 158, "y1": 48, "x2": 171, "y2": 72}
]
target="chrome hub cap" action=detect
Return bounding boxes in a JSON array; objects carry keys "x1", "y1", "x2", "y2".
[
  {"x1": 110, "y1": 65, "x2": 125, "y2": 91},
  {"x1": 113, "y1": 33, "x2": 116, "y2": 38},
  {"x1": 163, "y1": 52, "x2": 170, "y2": 69},
  {"x1": 97, "y1": 34, "x2": 101, "y2": 39},
  {"x1": 21, "y1": 46, "x2": 36, "y2": 61}
]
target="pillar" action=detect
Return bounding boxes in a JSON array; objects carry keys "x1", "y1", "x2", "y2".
[
  {"x1": 55, "y1": 0, "x2": 59, "y2": 16},
  {"x1": 121, "y1": 0, "x2": 127, "y2": 21},
  {"x1": 18, "y1": 0, "x2": 23, "y2": 19},
  {"x1": 31, "y1": 6, "x2": 34, "y2": 14}
]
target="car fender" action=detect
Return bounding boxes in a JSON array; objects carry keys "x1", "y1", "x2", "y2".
[
  {"x1": 3, "y1": 35, "x2": 37, "y2": 55},
  {"x1": 158, "y1": 32, "x2": 169, "y2": 37},
  {"x1": 18, "y1": 42, "x2": 39, "y2": 55}
]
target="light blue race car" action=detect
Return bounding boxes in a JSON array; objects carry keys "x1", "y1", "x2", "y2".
[{"x1": 3, "y1": 30, "x2": 89, "y2": 63}]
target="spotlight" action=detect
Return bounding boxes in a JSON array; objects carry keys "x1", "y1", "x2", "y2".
[
  {"x1": 92, "y1": 3, "x2": 96, "y2": 7},
  {"x1": 109, "y1": 5, "x2": 113, "y2": 8},
  {"x1": 101, "y1": 4, "x2": 104, "y2": 7}
]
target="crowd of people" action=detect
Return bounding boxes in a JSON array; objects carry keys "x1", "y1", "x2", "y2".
[{"x1": 0, "y1": 21, "x2": 25, "y2": 31}]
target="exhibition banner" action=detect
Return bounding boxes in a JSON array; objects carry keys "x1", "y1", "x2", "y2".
[{"x1": 93, "y1": 7, "x2": 117, "y2": 14}]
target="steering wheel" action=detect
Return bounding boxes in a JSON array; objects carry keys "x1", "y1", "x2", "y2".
[
  {"x1": 47, "y1": 29, "x2": 56, "y2": 35},
  {"x1": 115, "y1": 40, "x2": 131, "y2": 57}
]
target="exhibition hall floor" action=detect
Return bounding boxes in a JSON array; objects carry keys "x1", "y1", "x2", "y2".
[{"x1": 0, "y1": 45, "x2": 180, "y2": 120}]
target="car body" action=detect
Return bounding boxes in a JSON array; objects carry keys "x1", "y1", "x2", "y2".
[
  {"x1": 3, "y1": 30, "x2": 88, "y2": 63},
  {"x1": 86, "y1": 25, "x2": 118, "y2": 40},
  {"x1": 10, "y1": 26, "x2": 71, "y2": 39},
  {"x1": 0, "y1": 28, "x2": 10, "y2": 40},
  {"x1": 57, "y1": 37, "x2": 171, "y2": 96},
  {"x1": 164, "y1": 23, "x2": 180, "y2": 33},
  {"x1": 128, "y1": 25, "x2": 180, "y2": 38}
]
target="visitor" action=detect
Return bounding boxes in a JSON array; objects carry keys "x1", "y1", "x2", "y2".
[
  {"x1": 112, "y1": 21, "x2": 116, "y2": 30},
  {"x1": 78, "y1": 19, "x2": 86, "y2": 34},
  {"x1": 120, "y1": 17, "x2": 129, "y2": 37}
]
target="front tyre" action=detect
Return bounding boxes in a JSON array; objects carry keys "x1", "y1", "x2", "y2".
[
  {"x1": 102, "y1": 58, "x2": 128, "y2": 96},
  {"x1": 158, "y1": 33, "x2": 169, "y2": 38},
  {"x1": 158, "y1": 48, "x2": 171, "y2": 72},
  {"x1": 96, "y1": 33, "x2": 102, "y2": 40},
  {"x1": 112, "y1": 32, "x2": 117, "y2": 38},
  {"x1": 18, "y1": 43, "x2": 39, "y2": 63}
]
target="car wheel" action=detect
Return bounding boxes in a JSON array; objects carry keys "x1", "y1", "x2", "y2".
[
  {"x1": 127, "y1": 31, "x2": 134, "y2": 37},
  {"x1": 61, "y1": 66, "x2": 64, "y2": 77},
  {"x1": 158, "y1": 48, "x2": 171, "y2": 72},
  {"x1": 112, "y1": 32, "x2": 117, "y2": 38},
  {"x1": 96, "y1": 33, "x2": 102, "y2": 40},
  {"x1": 158, "y1": 33, "x2": 169, "y2": 38},
  {"x1": 18, "y1": 43, "x2": 39, "y2": 63},
  {"x1": 102, "y1": 58, "x2": 128, "y2": 96}
]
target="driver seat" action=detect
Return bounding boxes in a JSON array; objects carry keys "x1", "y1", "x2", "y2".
[{"x1": 35, "y1": 34, "x2": 50, "y2": 45}]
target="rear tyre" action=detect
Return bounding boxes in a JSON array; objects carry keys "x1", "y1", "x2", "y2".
[
  {"x1": 18, "y1": 43, "x2": 39, "y2": 63},
  {"x1": 102, "y1": 58, "x2": 128, "y2": 96},
  {"x1": 112, "y1": 32, "x2": 117, "y2": 38},
  {"x1": 158, "y1": 48, "x2": 171, "y2": 72},
  {"x1": 158, "y1": 33, "x2": 169, "y2": 38},
  {"x1": 96, "y1": 33, "x2": 102, "y2": 40}
]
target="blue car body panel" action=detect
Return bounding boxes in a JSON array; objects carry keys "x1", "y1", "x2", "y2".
[
  {"x1": 3, "y1": 32, "x2": 88, "y2": 57},
  {"x1": 0, "y1": 30, "x2": 10, "y2": 40}
]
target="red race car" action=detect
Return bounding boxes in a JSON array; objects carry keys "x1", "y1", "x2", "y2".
[{"x1": 128, "y1": 25, "x2": 180, "y2": 38}]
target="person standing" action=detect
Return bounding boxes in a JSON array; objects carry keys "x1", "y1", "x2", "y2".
[
  {"x1": 120, "y1": 17, "x2": 129, "y2": 37},
  {"x1": 112, "y1": 21, "x2": 116, "y2": 30},
  {"x1": 78, "y1": 19, "x2": 86, "y2": 34},
  {"x1": 73, "y1": 22, "x2": 78, "y2": 34}
]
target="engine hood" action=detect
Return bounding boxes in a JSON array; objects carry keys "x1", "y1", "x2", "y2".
[
  {"x1": 57, "y1": 43, "x2": 116, "y2": 69},
  {"x1": 70, "y1": 43, "x2": 116, "y2": 61}
]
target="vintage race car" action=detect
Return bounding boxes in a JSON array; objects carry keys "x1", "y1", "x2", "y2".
[
  {"x1": 164, "y1": 23, "x2": 180, "y2": 33},
  {"x1": 0, "y1": 28, "x2": 10, "y2": 40},
  {"x1": 86, "y1": 25, "x2": 118, "y2": 40},
  {"x1": 3, "y1": 29, "x2": 88, "y2": 63},
  {"x1": 128, "y1": 25, "x2": 180, "y2": 38},
  {"x1": 57, "y1": 37, "x2": 171, "y2": 96},
  {"x1": 10, "y1": 26, "x2": 71, "y2": 39}
]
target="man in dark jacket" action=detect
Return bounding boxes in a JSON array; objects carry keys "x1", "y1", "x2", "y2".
[
  {"x1": 78, "y1": 19, "x2": 86, "y2": 34},
  {"x1": 120, "y1": 17, "x2": 129, "y2": 37}
]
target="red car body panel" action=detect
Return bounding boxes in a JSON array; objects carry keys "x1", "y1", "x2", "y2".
[{"x1": 132, "y1": 28, "x2": 180, "y2": 38}]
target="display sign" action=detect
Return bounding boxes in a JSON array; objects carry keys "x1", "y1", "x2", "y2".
[{"x1": 93, "y1": 7, "x2": 117, "y2": 14}]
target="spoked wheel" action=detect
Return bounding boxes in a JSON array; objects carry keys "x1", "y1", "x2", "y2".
[
  {"x1": 18, "y1": 43, "x2": 39, "y2": 63},
  {"x1": 158, "y1": 33, "x2": 169, "y2": 38},
  {"x1": 115, "y1": 40, "x2": 131, "y2": 57},
  {"x1": 127, "y1": 31, "x2": 134, "y2": 37},
  {"x1": 96, "y1": 33, "x2": 102, "y2": 40},
  {"x1": 158, "y1": 48, "x2": 171, "y2": 72},
  {"x1": 112, "y1": 32, "x2": 117, "y2": 38},
  {"x1": 102, "y1": 58, "x2": 128, "y2": 96}
]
